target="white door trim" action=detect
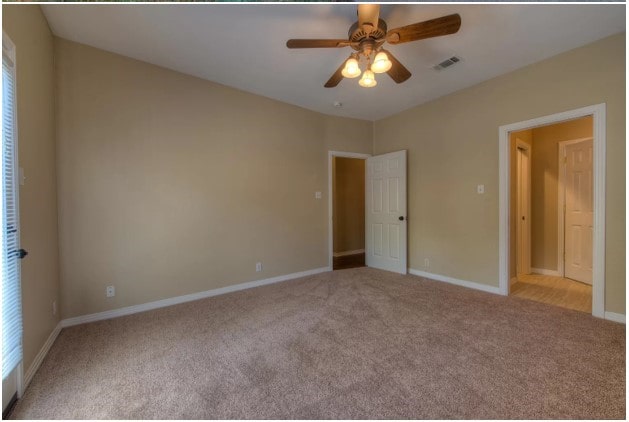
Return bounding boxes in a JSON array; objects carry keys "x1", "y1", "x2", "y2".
[
  {"x1": 515, "y1": 139, "x2": 531, "y2": 276},
  {"x1": 498, "y1": 103, "x2": 605, "y2": 318},
  {"x1": 328, "y1": 151, "x2": 371, "y2": 269},
  {"x1": 557, "y1": 137, "x2": 593, "y2": 278}
]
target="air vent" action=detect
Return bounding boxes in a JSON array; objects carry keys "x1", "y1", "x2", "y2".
[{"x1": 433, "y1": 56, "x2": 461, "y2": 71}]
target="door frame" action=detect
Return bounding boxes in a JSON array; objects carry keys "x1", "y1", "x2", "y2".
[
  {"x1": 328, "y1": 151, "x2": 371, "y2": 270},
  {"x1": 498, "y1": 103, "x2": 606, "y2": 318},
  {"x1": 515, "y1": 139, "x2": 532, "y2": 277},
  {"x1": 557, "y1": 137, "x2": 594, "y2": 278}
]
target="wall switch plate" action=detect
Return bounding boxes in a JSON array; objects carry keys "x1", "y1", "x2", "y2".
[
  {"x1": 106, "y1": 286, "x2": 115, "y2": 297},
  {"x1": 315, "y1": 191, "x2": 322, "y2": 199},
  {"x1": 477, "y1": 184, "x2": 485, "y2": 194},
  {"x1": 52, "y1": 300, "x2": 57, "y2": 316},
  {"x1": 256, "y1": 262, "x2": 262, "y2": 272},
  {"x1": 424, "y1": 258, "x2": 430, "y2": 268}
]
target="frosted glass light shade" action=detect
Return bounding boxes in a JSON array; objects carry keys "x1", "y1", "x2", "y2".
[
  {"x1": 371, "y1": 51, "x2": 392, "y2": 73},
  {"x1": 359, "y1": 69, "x2": 377, "y2": 87},
  {"x1": 341, "y1": 58, "x2": 361, "y2": 78}
]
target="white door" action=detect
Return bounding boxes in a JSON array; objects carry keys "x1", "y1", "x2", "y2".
[
  {"x1": 366, "y1": 150, "x2": 407, "y2": 274},
  {"x1": 564, "y1": 139, "x2": 593, "y2": 284},
  {"x1": 515, "y1": 143, "x2": 531, "y2": 276}
]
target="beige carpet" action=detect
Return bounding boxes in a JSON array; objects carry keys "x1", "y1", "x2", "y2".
[{"x1": 11, "y1": 268, "x2": 625, "y2": 419}]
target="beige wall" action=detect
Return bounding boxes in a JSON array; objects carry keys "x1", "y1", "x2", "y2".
[
  {"x1": 530, "y1": 117, "x2": 593, "y2": 271},
  {"x1": 323, "y1": 115, "x2": 373, "y2": 155},
  {"x1": 333, "y1": 157, "x2": 365, "y2": 253},
  {"x1": 509, "y1": 130, "x2": 532, "y2": 279},
  {"x1": 3, "y1": 6, "x2": 60, "y2": 371},
  {"x1": 54, "y1": 38, "x2": 372, "y2": 318},
  {"x1": 374, "y1": 34, "x2": 625, "y2": 314}
]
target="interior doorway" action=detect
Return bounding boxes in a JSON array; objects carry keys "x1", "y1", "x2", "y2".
[
  {"x1": 329, "y1": 152, "x2": 369, "y2": 270},
  {"x1": 507, "y1": 115, "x2": 595, "y2": 314},
  {"x1": 328, "y1": 150, "x2": 408, "y2": 274}
]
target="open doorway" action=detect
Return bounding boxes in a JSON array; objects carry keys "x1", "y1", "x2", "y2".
[
  {"x1": 508, "y1": 116, "x2": 594, "y2": 313},
  {"x1": 331, "y1": 154, "x2": 367, "y2": 270}
]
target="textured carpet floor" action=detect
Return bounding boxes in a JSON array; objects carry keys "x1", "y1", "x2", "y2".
[{"x1": 11, "y1": 268, "x2": 625, "y2": 419}]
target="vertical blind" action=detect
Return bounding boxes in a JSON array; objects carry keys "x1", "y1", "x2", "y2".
[{"x1": 2, "y1": 46, "x2": 22, "y2": 380}]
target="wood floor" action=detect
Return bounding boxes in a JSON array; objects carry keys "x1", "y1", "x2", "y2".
[
  {"x1": 333, "y1": 253, "x2": 365, "y2": 270},
  {"x1": 511, "y1": 273, "x2": 592, "y2": 313}
]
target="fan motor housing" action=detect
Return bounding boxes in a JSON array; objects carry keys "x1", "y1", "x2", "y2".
[{"x1": 348, "y1": 18, "x2": 388, "y2": 52}]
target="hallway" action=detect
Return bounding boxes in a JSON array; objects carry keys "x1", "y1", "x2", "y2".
[{"x1": 511, "y1": 273, "x2": 592, "y2": 313}]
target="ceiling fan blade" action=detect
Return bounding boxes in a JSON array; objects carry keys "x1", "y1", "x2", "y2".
[
  {"x1": 324, "y1": 60, "x2": 347, "y2": 88},
  {"x1": 286, "y1": 39, "x2": 351, "y2": 49},
  {"x1": 382, "y1": 49, "x2": 411, "y2": 84},
  {"x1": 386, "y1": 14, "x2": 461, "y2": 45},
  {"x1": 357, "y1": 4, "x2": 380, "y2": 34}
]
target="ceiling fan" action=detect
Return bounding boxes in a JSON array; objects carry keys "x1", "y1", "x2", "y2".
[{"x1": 286, "y1": 5, "x2": 461, "y2": 88}]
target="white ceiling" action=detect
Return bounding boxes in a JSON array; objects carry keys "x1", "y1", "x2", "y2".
[{"x1": 42, "y1": 4, "x2": 625, "y2": 121}]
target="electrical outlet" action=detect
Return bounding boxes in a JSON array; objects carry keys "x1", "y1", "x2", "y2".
[
  {"x1": 256, "y1": 262, "x2": 262, "y2": 272},
  {"x1": 106, "y1": 286, "x2": 115, "y2": 298},
  {"x1": 477, "y1": 184, "x2": 485, "y2": 194},
  {"x1": 315, "y1": 191, "x2": 322, "y2": 199},
  {"x1": 52, "y1": 300, "x2": 57, "y2": 316},
  {"x1": 424, "y1": 258, "x2": 430, "y2": 268}
]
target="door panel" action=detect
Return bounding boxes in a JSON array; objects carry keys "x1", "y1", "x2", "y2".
[
  {"x1": 564, "y1": 140, "x2": 593, "y2": 284},
  {"x1": 372, "y1": 179, "x2": 382, "y2": 212},
  {"x1": 388, "y1": 178, "x2": 399, "y2": 212},
  {"x1": 373, "y1": 223, "x2": 383, "y2": 256},
  {"x1": 366, "y1": 150, "x2": 407, "y2": 274},
  {"x1": 388, "y1": 224, "x2": 399, "y2": 259}
]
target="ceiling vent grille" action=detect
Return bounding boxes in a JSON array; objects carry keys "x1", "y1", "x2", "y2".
[{"x1": 433, "y1": 56, "x2": 461, "y2": 71}]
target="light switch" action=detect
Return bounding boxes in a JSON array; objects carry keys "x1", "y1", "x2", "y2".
[
  {"x1": 19, "y1": 167, "x2": 25, "y2": 186},
  {"x1": 477, "y1": 184, "x2": 485, "y2": 194},
  {"x1": 315, "y1": 191, "x2": 322, "y2": 199}
]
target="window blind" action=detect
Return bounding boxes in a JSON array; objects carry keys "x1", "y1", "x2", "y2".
[{"x1": 2, "y1": 46, "x2": 22, "y2": 380}]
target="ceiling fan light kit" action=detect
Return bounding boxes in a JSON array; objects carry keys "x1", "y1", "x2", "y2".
[
  {"x1": 286, "y1": 5, "x2": 461, "y2": 89},
  {"x1": 339, "y1": 50, "x2": 391, "y2": 87}
]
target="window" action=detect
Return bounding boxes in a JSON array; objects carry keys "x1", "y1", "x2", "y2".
[{"x1": 2, "y1": 33, "x2": 22, "y2": 381}]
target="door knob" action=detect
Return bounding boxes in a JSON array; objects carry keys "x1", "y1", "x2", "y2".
[
  {"x1": 399, "y1": 216, "x2": 405, "y2": 221},
  {"x1": 17, "y1": 249, "x2": 28, "y2": 259}
]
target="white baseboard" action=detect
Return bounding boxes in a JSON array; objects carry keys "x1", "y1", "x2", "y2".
[
  {"x1": 408, "y1": 268, "x2": 503, "y2": 295},
  {"x1": 60, "y1": 266, "x2": 331, "y2": 328},
  {"x1": 333, "y1": 249, "x2": 365, "y2": 257},
  {"x1": 604, "y1": 311, "x2": 625, "y2": 324},
  {"x1": 531, "y1": 267, "x2": 562, "y2": 277},
  {"x1": 22, "y1": 322, "x2": 61, "y2": 392}
]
